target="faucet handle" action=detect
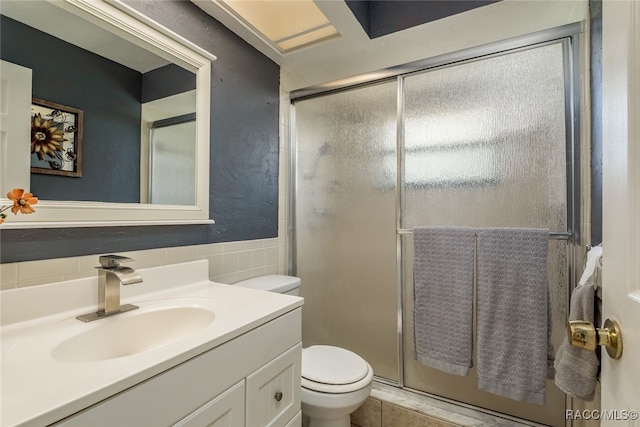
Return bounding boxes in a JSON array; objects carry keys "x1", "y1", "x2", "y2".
[{"x1": 99, "y1": 254, "x2": 134, "y2": 268}]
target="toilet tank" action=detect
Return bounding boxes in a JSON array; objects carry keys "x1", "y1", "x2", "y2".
[{"x1": 234, "y1": 274, "x2": 301, "y2": 296}]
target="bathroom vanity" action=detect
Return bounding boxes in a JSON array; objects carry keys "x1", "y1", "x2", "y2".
[{"x1": 0, "y1": 260, "x2": 303, "y2": 427}]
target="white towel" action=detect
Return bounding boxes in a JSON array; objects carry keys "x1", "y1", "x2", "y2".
[
  {"x1": 476, "y1": 228, "x2": 552, "y2": 405},
  {"x1": 413, "y1": 226, "x2": 475, "y2": 375}
]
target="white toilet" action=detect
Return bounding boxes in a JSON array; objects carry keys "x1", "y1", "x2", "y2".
[{"x1": 235, "y1": 275, "x2": 373, "y2": 427}]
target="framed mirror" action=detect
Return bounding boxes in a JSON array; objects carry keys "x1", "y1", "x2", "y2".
[{"x1": 0, "y1": 0, "x2": 215, "y2": 228}]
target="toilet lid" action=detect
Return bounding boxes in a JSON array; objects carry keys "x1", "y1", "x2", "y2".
[{"x1": 302, "y1": 345, "x2": 369, "y2": 385}]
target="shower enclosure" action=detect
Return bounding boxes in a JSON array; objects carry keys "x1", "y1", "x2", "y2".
[
  {"x1": 292, "y1": 28, "x2": 581, "y2": 427},
  {"x1": 147, "y1": 116, "x2": 196, "y2": 205}
]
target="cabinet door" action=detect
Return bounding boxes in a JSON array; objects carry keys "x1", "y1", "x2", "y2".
[
  {"x1": 174, "y1": 381, "x2": 245, "y2": 427},
  {"x1": 284, "y1": 411, "x2": 302, "y2": 427},
  {"x1": 246, "y1": 344, "x2": 301, "y2": 427}
]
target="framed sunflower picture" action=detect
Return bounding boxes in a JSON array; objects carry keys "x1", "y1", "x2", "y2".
[{"x1": 30, "y1": 98, "x2": 83, "y2": 177}]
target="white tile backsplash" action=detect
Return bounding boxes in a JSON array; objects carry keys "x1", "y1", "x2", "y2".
[
  {"x1": 118, "y1": 248, "x2": 168, "y2": 269},
  {"x1": 0, "y1": 236, "x2": 287, "y2": 290},
  {"x1": 221, "y1": 252, "x2": 239, "y2": 275},
  {"x1": 252, "y1": 248, "x2": 265, "y2": 268},
  {"x1": 165, "y1": 245, "x2": 200, "y2": 264},
  {"x1": 17, "y1": 257, "x2": 79, "y2": 280},
  {"x1": 238, "y1": 250, "x2": 253, "y2": 271},
  {"x1": 207, "y1": 253, "x2": 224, "y2": 278},
  {"x1": 196, "y1": 242, "x2": 225, "y2": 256},
  {"x1": 0, "y1": 263, "x2": 18, "y2": 290}
]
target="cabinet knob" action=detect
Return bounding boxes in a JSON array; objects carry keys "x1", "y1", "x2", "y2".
[{"x1": 274, "y1": 391, "x2": 283, "y2": 402}]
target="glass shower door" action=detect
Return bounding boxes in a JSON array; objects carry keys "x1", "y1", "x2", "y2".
[
  {"x1": 401, "y1": 42, "x2": 570, "y2": 426},
  {"x1": 148, "y1": 118, "x2": 196, "y2": 205},
  {"x1": 294, "y1": 81, "x2": 399, "y2": 381}
]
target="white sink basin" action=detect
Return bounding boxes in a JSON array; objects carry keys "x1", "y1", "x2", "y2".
[
  {"x1": 4, "y1": 297, "x2": 223, "y2": 366},
  {"x1": 52, "y1": 306, "x2": 215, "y2": 363}
]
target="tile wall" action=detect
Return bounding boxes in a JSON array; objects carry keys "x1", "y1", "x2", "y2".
[
  {"x1": 351, "y1": 383, "x2": 535, "y2": 427},
  {"x1": 0, "y1": 237, "x2": 286, "y2": 290},
  {"x1": 352, "y1": 398, "x2": 461, "y2": 427}
]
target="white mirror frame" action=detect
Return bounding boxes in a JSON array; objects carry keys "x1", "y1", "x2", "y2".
[{"x1": 0, "y1": 0, "x2": 215, "y2": 229}]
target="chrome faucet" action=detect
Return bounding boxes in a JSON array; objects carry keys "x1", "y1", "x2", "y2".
[{"x1": 76, "y1": 255, "x2": 143, "y2": 322}]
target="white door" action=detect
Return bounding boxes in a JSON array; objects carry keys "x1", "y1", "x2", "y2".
[
  {"x1": 601, "y1": 0, "x2": 640, "y2": 423},
  {"x1": 0, "y1": 60, "x2": 31, "y2": 193}
]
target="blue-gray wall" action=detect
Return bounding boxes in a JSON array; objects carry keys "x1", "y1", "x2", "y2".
[
  {"x1": 141, "y1": 64, "x2": 196, "y2": 103},
  {"x1": 346, "y1": 0, "x2": 500, "y2": 39},
  {"x1": 0, "y1": 1, "x2": 280, "y2": 263}
]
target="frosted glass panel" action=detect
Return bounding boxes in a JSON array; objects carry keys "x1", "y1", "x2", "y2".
[
  {"x1": 149, "y1": 121, "x2": 196, "y2": 205},
  {"x1": 402, "y1": 44, "x2": 567, "y2": 230},
  {"x1": 295, "y1": 81, "x2": 398, "y2": 381},
  {"x1": 402, "y1": 43, "x2": 568, "y2": 426}
]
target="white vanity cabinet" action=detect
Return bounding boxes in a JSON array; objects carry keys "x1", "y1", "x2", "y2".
[
  {"x1": 175, "y1": 380, "x2": 246, "y2": 426},
  {"x1": 53, "y1": 309, "x2": 302, "y2": 427},
  {"x1": 245, "y1": 344, "x2": 301, "y2": 426},
  {"x1": 176, "y1": 344, "x2": 302, "y2": 427}
]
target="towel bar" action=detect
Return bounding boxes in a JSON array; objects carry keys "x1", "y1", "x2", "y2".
[{"x1": 397, "y1": 229, "x2": 572, "y2": 240}]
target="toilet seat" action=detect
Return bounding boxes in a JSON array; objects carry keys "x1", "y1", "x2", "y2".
[{"x1": 301, "y1": 345, "x2": 373, "y2": 394}]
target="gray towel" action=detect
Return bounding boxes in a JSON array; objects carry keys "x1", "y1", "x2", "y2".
[
  {"x1": 476, "y1": 228, "x2": 551, "y2": 405},
  {"x1": 413, "y1": 226, "x2": 475, "y2": 375},
  {"x1": 554, "y1": 277, "x2": 599, "y2": 401}
]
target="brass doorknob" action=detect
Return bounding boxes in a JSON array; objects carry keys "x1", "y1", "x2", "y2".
[{"x1": 568, "y1": 318, "x2": 623, "y2": 359}]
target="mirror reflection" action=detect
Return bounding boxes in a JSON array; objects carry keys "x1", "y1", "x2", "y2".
[{"x1": 0, "y1": 1, "x2": 197, "y2": 206}]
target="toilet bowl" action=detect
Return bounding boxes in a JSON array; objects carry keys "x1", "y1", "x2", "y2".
[
  {"x1": 301, "y1": 345, "x2": 373, "y2": 427},
  {"x1": 234, "y1": 275, "x2": 373, "y2": 427}
]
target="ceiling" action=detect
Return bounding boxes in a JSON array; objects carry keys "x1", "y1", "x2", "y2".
[
  {"x1": 192, "y1": 0, "x2": 505, "y2": 91},
  {"x1": 192, "y1": 0, "x2": 587, "y2": 93},
  {"x1": 215, "y1": 0, "x2": 340, "y2": 53}
]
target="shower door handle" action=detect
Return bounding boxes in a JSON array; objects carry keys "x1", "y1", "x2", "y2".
[{"x1": 568, "y1": 318, "x2": 623, "y2": 359}]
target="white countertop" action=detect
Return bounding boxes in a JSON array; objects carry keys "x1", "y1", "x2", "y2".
[{"x1": 0, "y1": 260, "x2": 303, "y2": 427}]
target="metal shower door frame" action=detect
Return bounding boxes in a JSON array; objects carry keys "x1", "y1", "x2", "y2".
[{"x1": 289, "y1": 22, "x2": 584, "y2": 424}]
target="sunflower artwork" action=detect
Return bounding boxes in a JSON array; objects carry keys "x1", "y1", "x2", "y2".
[{"x1": 30, "y1": 98, "x2": 83, "y2": 177}]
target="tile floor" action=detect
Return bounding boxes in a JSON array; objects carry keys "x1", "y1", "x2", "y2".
[{"x1": 351, "y1": 397, "x2": 461, "y2": 427}]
